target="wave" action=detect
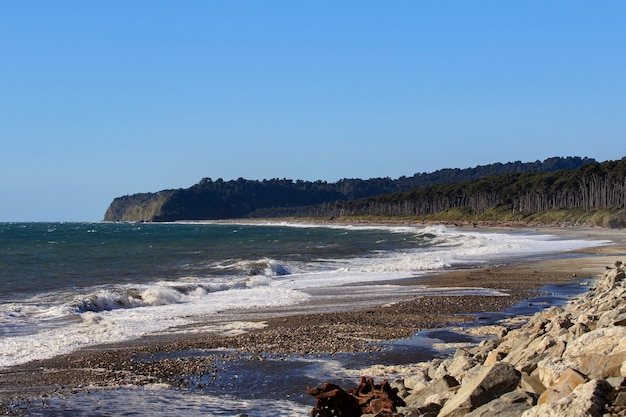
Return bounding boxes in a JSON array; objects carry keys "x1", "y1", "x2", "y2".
[
  {"x1": 69, "y1": 259, "x2": 291, "y2": 314},
  {"x1": 213, "y1": 257, "x2": 291, "y2": 277},
  {"x1": 70, "y1": 284, "x2": 210, "y2": 313}
]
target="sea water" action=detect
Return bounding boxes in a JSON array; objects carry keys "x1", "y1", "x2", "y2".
[{"x1": 0, "y1": 222, "x2": 609, "y2": 415}]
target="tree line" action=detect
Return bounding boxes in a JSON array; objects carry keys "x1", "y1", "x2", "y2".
[
  {"x1": 104, "y1": 156, "x2": 609, "y2": 223},
  {"x1": 258, "y1": 159, "x2": 626, "y2": 224}
]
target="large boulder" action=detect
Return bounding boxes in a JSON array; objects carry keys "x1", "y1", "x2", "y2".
[
  {"x1": 521, "y1": 379, "x2": 611, "y2": 417},
  {"x1": 563, "y1": 326, "x2": 626, "y2": 379},
  {"x1": 532, "y1": 357, "x2": 579, "y2": 389},
  {"x1": 465, "y1": 390, "x2": 536, "y2": 417},
  {"x1": 537, "y1": 367, "x2": 588, "y2": 404},
  {"x1": 438, "y1": 363, "x2": 521, "y2": 417},
  {"x1": 403, "y1": 375, "x2": 459, "y2": 408}
]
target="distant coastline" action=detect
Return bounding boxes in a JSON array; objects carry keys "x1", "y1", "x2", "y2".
[{"x1": 103, "y1": 157, "x2": 626, "y2": 229}]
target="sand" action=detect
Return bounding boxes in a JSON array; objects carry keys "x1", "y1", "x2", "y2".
[{"x1": 1, "y1": 224, "x2": 625, "y2": 413}]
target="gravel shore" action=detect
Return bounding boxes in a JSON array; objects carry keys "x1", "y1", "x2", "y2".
[{"x1": 1, "y1": 225, "x2": 623, "y2": 414}]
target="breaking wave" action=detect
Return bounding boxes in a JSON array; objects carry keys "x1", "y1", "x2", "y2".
[
  {"x1": 69, "y1": 259, "x2": 292, "y2": 314},
  {"x1": 214, "y1": 258, "x2": 291, "y2": 277},
  {"x1": 71, "y1": 284, "x2": 211, "y2": 313}
]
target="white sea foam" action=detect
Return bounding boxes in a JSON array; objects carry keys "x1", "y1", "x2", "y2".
[{"x1": 0, "y1": 286, "x2": 310, "y2": 368}]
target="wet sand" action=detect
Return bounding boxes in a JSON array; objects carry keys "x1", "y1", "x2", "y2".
[{"x1": 1, "y1": 225, "x2": 625, "y2": 413}]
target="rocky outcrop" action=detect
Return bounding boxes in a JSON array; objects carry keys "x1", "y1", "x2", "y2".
[
  {"x1": 385, "y1": 261, "x2": 626, "y2": 416},
  {"x1": 104, "y1": 191, "x2": 174, "y2": 222}
]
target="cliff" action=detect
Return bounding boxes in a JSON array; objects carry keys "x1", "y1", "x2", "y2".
[{"x1": 104, "y1": 191, "x2": 175, "y2": 222}]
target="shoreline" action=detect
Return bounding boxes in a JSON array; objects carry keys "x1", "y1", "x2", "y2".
[{"x1": 1, "y1": 224, "x2": 625, "y2": 414}]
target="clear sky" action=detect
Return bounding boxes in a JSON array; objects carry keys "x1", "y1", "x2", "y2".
[{"x1": 1, "y1": 1, "x2": 624, "y2": 221}]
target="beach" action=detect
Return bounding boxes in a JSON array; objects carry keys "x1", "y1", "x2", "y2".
[{"x1": 1, "y1": 224, "x2": 624, "y2": 415}]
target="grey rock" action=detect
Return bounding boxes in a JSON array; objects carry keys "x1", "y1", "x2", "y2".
[
  {"x1": 438, "y1": 362, "x2": 521, "y2": 417},
  {"x1": 404, "y1": 375, "x2": 459, "y2": 408},
  {"x1": 465, "y1": 390, "x2": 535, "y2": 417},
  {"x1": 520, "y1": 379, "x2": 611, "y2": 417}
]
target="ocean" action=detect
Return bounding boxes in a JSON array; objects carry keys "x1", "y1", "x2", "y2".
[{"x1": 0, "y1": 222, "x2": 608, "y2": 415}]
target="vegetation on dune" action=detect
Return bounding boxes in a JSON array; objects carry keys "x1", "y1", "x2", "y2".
[{"x1": 104, "y1": 156, "x2": 626, "y2": 228}]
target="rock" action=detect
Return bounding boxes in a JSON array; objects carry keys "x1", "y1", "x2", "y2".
[
  {"x1": 483, "y1": 350, "x2": 506, "y2": 367},
  {"x1": 503, "y1": 334, "x2": 547, "y2": 372},
  {"x1": 520, "y1": 379, "x2": 611, "y2": 417},
  {"x1": 403, "y1": 370, "x2": 430, "y2": 392},
  {"x1": 568, "y1": 322, "x2": 591, "y2": 338},
  {"x1": 613, "y1": 311, "x2": 626, "y2": 326},
  {"x1": 447, "y1": 350, "x2": 478, "y2": 381},
  {"x1": 544, "y1": 313, "x2": 573, "y2": 333},
  {"x1": 400, "y1": 402, "x2": 441, "y2": 417},
  {"x1": 404, "y1": 375, "x2": 459, "y2": 408},
  {"x1": 563, "y1": 326, "x2": 626, "y2": 379},
  {"x1": 390, "y1": 379, "x2": 409, "y2": 398},
  {"x1": 519, "y1": 372, "x2": 546, "y2": 396},
  {"x1": 597, "y1": 308, "x2": 626, "y2": 328},
  {"x1": 600, "y1": 268, "x2": 626, "y2": 289},
  {"x1": 605, "y1": 376, "x2": 625, "y2": 388},
  {"x1": 438, "y1": 363, "x2": 521, "y2": 417},
  {"x1": 532, "y1": 357, "x2": 579, "y2": 389},
  {"x1": 614, "y1": 390, "x2": 626, "y2": 407},
  {"x1": 537, "y1": 367, "x2": 588, "y2": 404},
  {"x1": 465, "y1": 390, "x2": 535, "y2": 417},
  {"x1": 465, "y1": 325, "x2": 508, "y2": 338}
]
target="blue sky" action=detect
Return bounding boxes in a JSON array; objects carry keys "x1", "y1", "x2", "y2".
[{"x1": 1, "y1": 1, "x2": 624, "y2": 221}]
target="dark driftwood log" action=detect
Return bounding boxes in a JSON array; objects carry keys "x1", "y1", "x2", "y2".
[{"x1": 307, "y1": 377, "x2": 406, "y2": 417}]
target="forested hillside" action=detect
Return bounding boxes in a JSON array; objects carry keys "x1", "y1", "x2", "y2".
[
  {"x1": 254, "y1": 159, "x2": 626, "y2": 228},
  {"x1": 104, "y1": 156, "x2": 608, "y2": 223}
]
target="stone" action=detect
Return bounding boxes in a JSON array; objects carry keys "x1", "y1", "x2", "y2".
[
  {"x1": 614, "y1": 390, "x2": 626, "y2": 407},
  {"x1": 568, "y1": 322, "x2": 591, "y2": 339},
  {"x1": 403, "y1": 375, "x2": 459, "y2": 408},
  {"x1": 605, "y1": 376, "x2": 625, "y2": 388},
  {"x1": 403, "y1": 371, "x2": 430, "y2": 392},
  {"x1": 447, "y1": 352, "x2": 478, "y2": 381},
  {"x1": 532, "y1": 357, "x2": 579, "y2": 389},
  {"x1": 564, "y1": 326, "x2": 626, "y2": 379},
  {"x1": 400, "y1": 402, "x2": 441, "y2": 417},
  {"x1": 470, "y1": 339, "x2": 499, "y2": 363},
  {"x1": 465, "y1": 390, "x2": 535, "y2": 417},
  {"x1": 504, "y1": 333, "x2": 564, "y2": 372},
  {"x1": 613, "y1": 311, "x2": 626, "y2": 326},
  {"x1": 537, "y1": 368, "x2": 588, "y2": 404},
  {"x1": 597, "y1": 309, "x2": 626, "y2": 328},
  {"x1": 545, "y1": 314, "x2": 574, "y2": 333},
  {"x1": 438, "y1": 363, "x2": 521, "y2": 417},
  {"x1": 483, "y1": 350, "x2": 506, "y2": 367},
  {"x1": 466, "y1": 325, "x2": 508, "y2": 338},
  {"x1": 520, "y1": 372, "x2": 546, "y2": 396},
  {"x1": 520, "y1": 379, "x2": 611, "y2": 417},
  {"x1": 601, "y1": 268, "x2": 626, "y2": 289}
]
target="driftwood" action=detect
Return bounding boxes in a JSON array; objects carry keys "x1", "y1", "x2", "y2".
[{"x1": 307, "y1": 377, "x2": 406, "y2": 417}]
